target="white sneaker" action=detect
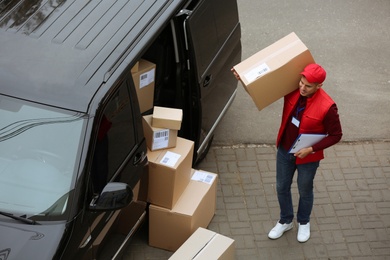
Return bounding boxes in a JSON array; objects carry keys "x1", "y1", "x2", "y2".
[
  {"x1": 268, "y1": 221, "x2": 293, "y2": 239},
  {"x1": 297, "y1": 222, "x2": 310, "y2": 242}
]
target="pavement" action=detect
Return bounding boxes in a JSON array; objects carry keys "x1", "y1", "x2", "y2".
[{"x1": 123, "y1": 140, "x2": 390, "y2": 259}]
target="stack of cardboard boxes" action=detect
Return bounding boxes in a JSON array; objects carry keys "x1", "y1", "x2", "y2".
[
  {"x1": 142, "y1": 106, "x2": 225, "y2": 252},
  {"x1": 133, "y1": 58, "x2": 235, "y2": 257}
]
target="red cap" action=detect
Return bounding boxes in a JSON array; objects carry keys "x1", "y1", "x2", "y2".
[{"x1": 300, "y1": 64, "x2": 326, "y2": 84}]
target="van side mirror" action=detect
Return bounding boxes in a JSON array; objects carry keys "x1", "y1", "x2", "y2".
[{"x1": 89, "y1": 182, "x2": 133, "y2": 211}]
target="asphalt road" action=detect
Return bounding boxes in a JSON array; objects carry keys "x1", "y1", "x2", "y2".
[{"x1": 214, "y1": 0, "x2": 390, "y2": 145}]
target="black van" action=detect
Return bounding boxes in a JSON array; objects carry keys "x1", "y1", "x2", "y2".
[{"x1": 0, "y1": 0, "x2": 241, "y2": 259}]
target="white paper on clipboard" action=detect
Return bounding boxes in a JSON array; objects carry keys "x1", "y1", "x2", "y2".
[{"x1": 288, "y1": 134, "x2": 327, "y2": 153}]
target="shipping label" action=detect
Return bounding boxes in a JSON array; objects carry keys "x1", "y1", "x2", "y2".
[
  {"x1": 139, "y1": 68, "x2": 155, "y2": 89},
  {"x1": 191, "y1": 170, "x2": 216, "y2": 185},
  {"x1": 152, "y1": 129, "x2": 169, "y2": 150},
  {"x1": 244, "y1": 63, "x2": 271, "y2": 83},
  {"x1": 160, "y1": 151, "x2": 181, "y2": 167}
]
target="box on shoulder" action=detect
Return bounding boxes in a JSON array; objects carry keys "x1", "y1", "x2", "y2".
[
  {"x1": 233, "y1": 32, "x2": 315, "y2": 111},
  {"x1": 169, "y1": 227, "x2": 235, "y2": 260},
  {"x1": 132, "y1": 59, "x2": 156, "y2": 113},
  {"x1": 152, "y1": 106, "x2": 182, "y2": 130},
  {"x1": 149, "y1": 169, "x2": 218, "y2": 252},
  {"x1": 147, "y1": 137, "x2": 194, "y2": 209},
  {"x1": 142, "y1": 115, "x2": 177, "y2": 151}
]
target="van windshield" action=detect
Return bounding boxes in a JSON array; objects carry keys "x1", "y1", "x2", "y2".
[{"x1": 0, "y1": 95, "x2": 85, "y2": 218}]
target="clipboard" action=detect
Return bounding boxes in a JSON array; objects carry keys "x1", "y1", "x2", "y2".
[{"x1": 288, "y1": 134, "x2": 327, "y2": 153}]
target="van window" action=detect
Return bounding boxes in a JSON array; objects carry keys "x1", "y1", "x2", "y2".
[
  {"x1": 0, "y1": 95, "x2": 85, "y2": 216},
  {"x1": 91, "y1": 81, "x2": 136, "y2": 193}
]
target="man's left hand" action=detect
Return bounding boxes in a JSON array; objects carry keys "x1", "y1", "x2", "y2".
[{"x1": 294, "y1": 147, "x2": 314, "y2": 159}]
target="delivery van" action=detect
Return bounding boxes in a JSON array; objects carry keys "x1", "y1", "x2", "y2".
[{"x1": 0, "y1": 0, "x2": 241, "y2": 259}]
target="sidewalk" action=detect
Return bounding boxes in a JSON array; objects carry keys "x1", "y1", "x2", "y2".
[{"x1": 124, "y1": 141, "x2": 390, "y2": 259}]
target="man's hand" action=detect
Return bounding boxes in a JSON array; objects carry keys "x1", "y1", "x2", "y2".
[
  {"x1": 294, "y1": 147, "x2": 314, "y2": 159},
  {"x1": 231, "y1": 68, "x2": 240, "y2": 80}
]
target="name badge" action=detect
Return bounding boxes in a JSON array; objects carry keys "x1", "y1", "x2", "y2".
[{"x1": 292, "y1": 116, "x2": 300, "y2": 127}]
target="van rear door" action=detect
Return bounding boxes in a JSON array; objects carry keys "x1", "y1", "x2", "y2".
[{"x1": 183, "y1": 0, "x2": 241, "y2": 158}]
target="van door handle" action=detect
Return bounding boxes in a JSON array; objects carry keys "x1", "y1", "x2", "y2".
[
  {"x1": 203, "y1": 75, "x2": 212, "y2": 87},
  {"x1": 133, "y1": 151, "x2": 145, "y2": 165}
]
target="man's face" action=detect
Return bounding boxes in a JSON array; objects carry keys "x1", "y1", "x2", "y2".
[{"x1": 299, "y1": 76, "x2": 322, "y2": 97}]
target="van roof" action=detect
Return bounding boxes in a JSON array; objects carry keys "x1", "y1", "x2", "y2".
[{"x1": 0, "y1": 0, "x2": 181, "y2": 113}]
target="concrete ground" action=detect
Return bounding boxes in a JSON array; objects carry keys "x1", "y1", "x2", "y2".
[{"x1": 122, "y1": 1, "x2": 390, "y2": 259}]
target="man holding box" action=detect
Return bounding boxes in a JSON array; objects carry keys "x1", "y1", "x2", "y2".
[
  {"x1": 267, "y1": 63, "x2": 342, "y2": 242},
  {"x1": 232, "y1": 63, "x2": 342, "y2": 242}
]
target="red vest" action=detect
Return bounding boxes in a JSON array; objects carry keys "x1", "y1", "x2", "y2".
[{"x1": 276, "y1": 88, "x2": 335, "y2": 164}]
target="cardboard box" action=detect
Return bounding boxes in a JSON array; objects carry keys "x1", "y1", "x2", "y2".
[
  {"x1": 147, "y1": 137, "x2": 194, "y2": 209},
  {"x1": 149, "y1": 169, "x2": 218, "y2": 251},
  {"x1": 169, "y1": 227, "x2": 235, "y2": 260},
  {"x1": 142, "y1": 115, "x2": 178, "y2": 151},
  {"x1": 130, "y1": 61, "x2": 139, "y2": 73},
  {"x1": 152, "y1": 106, "x2": 183, "y2": 130},
  {"x1": 233, "y1": 32, "x2": 315, "y2": 110},
  {"x1": 132, "y1": 59, "x2": 156, "y2": 113}
]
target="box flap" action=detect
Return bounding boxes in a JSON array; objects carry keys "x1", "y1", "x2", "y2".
[
  {"x1": 168, "y1": 228, "x2": 217, "y2": 260},
  {"x1": 196, "y1": 234, "x2": 235, "y2": 259},
  {"x1": 169, "y1": 227, "x2": 235, "y2": 260}
]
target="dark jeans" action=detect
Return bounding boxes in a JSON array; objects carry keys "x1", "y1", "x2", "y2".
[{"x1": 276, "y1": 146, "x2": 319, "y2": 224}]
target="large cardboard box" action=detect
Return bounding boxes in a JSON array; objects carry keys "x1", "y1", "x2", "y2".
[
  {"x1": 233, "y1": 32, "x2": 315, "y2": 110},
  {"x1": 169, "y1": 227, "x2": 235, "y2": 260},
  {"x1": 152, "y1": 106, "x2": 183, "y2": 130},
  {"x1": 132, "y1": 59, "x2": 156, "y2": 113},
  {"x1": 147, "y1": 137, "x2": 194, "y2": 209},
  {"x1": 142, "y1": 115, "x2": 178, "y2": 151},
  {"x1": 149, "y1": 169, "x2": 218, "y2": 251}
]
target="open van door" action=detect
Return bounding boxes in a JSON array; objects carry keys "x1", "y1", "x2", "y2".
[{"x1": 181, "y1": 0, "x2": 241, "y2": 161}]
